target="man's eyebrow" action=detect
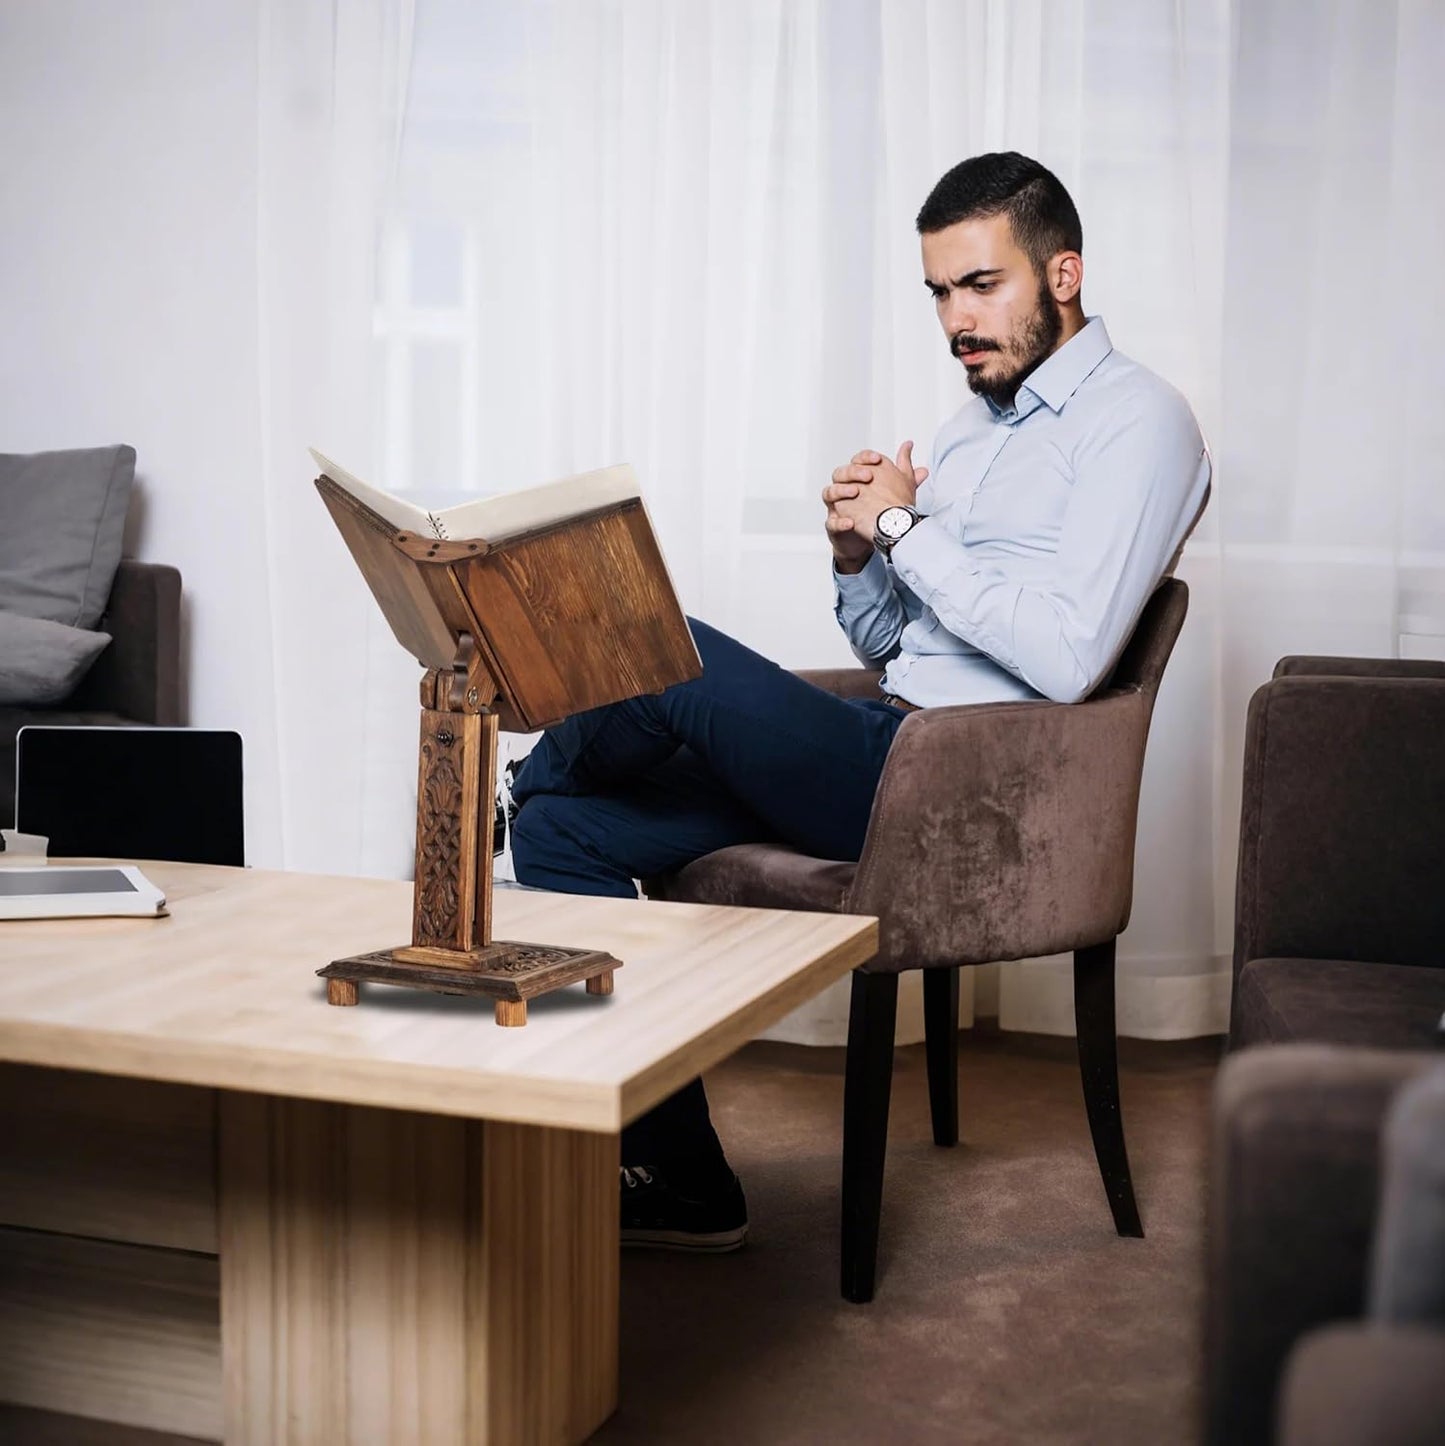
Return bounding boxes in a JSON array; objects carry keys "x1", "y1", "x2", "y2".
[{"x1": 925, "y1": 268, "x2": 1004, "y2": 291}]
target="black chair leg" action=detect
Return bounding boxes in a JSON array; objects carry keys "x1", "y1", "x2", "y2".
[
  {"x1": 923, "y1": 967, "x2": 959, "y2": 1147},
  {"x1": 841, "y1": 969, "x2": 899, "y2": 1303},
  {"x1": 1074, "y1": 938, "x2": 1144, "y2": 1237}
]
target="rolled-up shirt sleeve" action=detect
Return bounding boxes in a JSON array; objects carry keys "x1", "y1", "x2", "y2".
[
  {"x1": 833, "y1": 551, "x2": 907, "y2": 667},
  {"x1": 885, "y1": 392, "x2": 1210, "y2": 703}
]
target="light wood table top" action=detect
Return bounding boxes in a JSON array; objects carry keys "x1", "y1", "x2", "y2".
[{"x1": 0, "y1": 862, "x2": 876, "y2": 1132}]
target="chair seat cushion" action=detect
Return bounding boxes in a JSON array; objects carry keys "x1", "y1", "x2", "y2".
[
  {"x1": 1234, "y1": 957, "x2": 1445, "y2": 1051},
  {"x1": 660, "y1": 843, "x2": 856, "y2": 913}
]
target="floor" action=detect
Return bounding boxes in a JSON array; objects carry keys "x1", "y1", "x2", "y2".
[{"x1": 596, "y1": 1027, "x2": 1224, "y2": 1445}]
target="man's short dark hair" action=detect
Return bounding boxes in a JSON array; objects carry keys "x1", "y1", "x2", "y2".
[{"x1": 916, "y1": 152, "x2": 1082, "y2": 275}]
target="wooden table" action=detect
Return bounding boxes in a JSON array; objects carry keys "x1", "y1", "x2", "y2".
[{"x1": 0, "y1": 863, "x2": 876, "y2": 1445}]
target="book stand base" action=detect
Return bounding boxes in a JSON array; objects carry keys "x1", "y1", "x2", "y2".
[
  {"x1": 318, "y1": 639, "x2": 621, "y2": 1026},
  {"x1": 318, "y1": 945, "x2": 617, "y2": 1027}
]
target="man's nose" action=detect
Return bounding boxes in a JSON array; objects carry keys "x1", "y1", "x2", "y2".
[{"x1": 943, "y1": 292, "x2": 975, "y2": 337}]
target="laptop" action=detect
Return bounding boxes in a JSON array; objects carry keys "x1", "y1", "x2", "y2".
[{"x1": 14, "y1": 726, "x2": 245, "y2": 866}]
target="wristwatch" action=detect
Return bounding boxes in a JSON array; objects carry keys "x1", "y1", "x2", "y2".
[{"x1": 873, "y1": 504, "x2": 921, "y2": 557}]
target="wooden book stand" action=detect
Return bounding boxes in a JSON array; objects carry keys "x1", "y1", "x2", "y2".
[{"x1": 312, "y1": 469, "x2": 701, "y2": 1025}]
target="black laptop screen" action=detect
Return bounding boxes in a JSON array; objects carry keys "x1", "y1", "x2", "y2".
[{"x1": 15, "y1": 728, "x2": 244, "y2": 866}]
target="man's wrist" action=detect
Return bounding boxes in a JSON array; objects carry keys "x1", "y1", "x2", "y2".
[{"x1": 833, "y1": 553, "x2": 870, "y2": 575}]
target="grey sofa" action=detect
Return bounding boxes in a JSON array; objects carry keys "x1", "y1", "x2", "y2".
[
  {"x1": 1, "y1": 558, "x2": 181, "y2": 827},
  {"x1": 1206, "y1": 654, "x2": 1445, "y2": 1446}
]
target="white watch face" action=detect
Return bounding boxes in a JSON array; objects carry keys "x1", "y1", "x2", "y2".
[{"x1": 878, "y1": 506, "x2": 914, "y2": 541}]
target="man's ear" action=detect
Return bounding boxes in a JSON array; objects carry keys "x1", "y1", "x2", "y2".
[{"x1": 1050, "y1": 251, "x2": 1083, "y2": 305}]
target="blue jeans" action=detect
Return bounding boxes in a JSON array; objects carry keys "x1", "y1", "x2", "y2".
[{"x1": 511, "y1": 618, "x2": 906, "y2": 1180}]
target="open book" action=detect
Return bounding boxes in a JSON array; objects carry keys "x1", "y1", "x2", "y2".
[
  {"x1": 308, "y1": 448, "x2": 641, "y2": 544},
  {"x1": 310, "y1": 448, "x2": 702, "y2": 730}
]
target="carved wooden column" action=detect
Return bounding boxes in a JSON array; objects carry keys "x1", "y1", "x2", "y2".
[
  {"x1": 409, "y1": 644, "x2": 498, "y2": 954},
  {"x1": 318, "y1": 634, "x2": 620, "y2": 1025}
]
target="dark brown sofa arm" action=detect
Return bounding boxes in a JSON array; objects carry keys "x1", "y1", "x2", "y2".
[
  {"x1": 845, "y1": 687, "x2": 1153, "y2": 970},
  {"x1": 1206, "y1": 1045, "x2": 1439, "y2": 1446},
  {"x1": 1274, "y1": 655, "x2": 1445, "y2": 680},
  {"x1": 66, "y1": 560, "x2": 182, "y2": 725},
  {"x1": 1234, "y1": 675, "x2": 1445, "y2": 979}
]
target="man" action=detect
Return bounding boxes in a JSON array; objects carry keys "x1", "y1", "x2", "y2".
[{"x1": 509, "y1": 151, "x2": 1211, "y2": 1252}]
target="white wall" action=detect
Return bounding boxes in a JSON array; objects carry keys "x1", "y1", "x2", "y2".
[{"x1": 0, "y1": 0, "x2": 283, "y2": 862}]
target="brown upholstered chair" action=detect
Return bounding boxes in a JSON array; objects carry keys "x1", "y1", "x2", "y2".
[{"x1": 652, "y1": 578, "x2": 1189, "y2": 1301}]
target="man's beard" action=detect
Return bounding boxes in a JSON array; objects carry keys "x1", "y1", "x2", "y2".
[{"x1": 951, "y1": 277, "x2": 1064, "y2": 409}]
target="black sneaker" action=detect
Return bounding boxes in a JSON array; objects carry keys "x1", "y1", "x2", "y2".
[
  {"x1": 619, "y1": 1165, "x2": 749, "y2": 1252},
  {"x1": 492, "y1": 758, "x2": 521, "y2": 858}
]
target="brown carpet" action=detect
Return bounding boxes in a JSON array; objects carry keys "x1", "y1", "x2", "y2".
[{"x1": 595, "y1": 1027, "x2": 1224, "y2": 1446}]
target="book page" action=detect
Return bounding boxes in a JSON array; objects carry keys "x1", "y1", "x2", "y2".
[
  {"x1": 309, "y1": 449, "x2": 641, "y2": 544},
  {"x1": 308, "y1": 448, "x2": 432, "y2": 534},
  {"x1": 432, "y1": 464, "x2": 639, "y2": 542}
]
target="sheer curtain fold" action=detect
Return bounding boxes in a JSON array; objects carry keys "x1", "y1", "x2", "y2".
[
  {"x1": 257, "y1": 0, "x2": 417, "y2": 876},
  {"x1": 253, "y1": 0, "x2": 1444, "y2": 1039}
]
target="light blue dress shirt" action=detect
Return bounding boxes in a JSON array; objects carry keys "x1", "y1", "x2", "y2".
[{"x1": 833, "y1": 317, "x2": 1211, "y2": 706}]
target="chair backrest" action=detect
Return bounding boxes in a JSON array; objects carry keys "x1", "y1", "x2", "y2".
[
  {"x1": 1104, "y1": 577, "x2": 1189, "y2": 699},
  {"x1": 847, "y1": 575, "x2": 1192, "y2": 966}
]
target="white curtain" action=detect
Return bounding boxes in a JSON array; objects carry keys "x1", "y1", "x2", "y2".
[
  {"x1": 255, "y1": 0, "x2": 1444, "y2": 1041},
  {"x1": 256, "y1": 0, "x2": 418, "y2": 874}
]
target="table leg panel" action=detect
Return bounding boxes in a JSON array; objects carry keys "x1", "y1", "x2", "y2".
[
  {"x1": 218, "y1": 1094, "x2": 618, "y2": 1446},
  {"x1": 346, "y1": 1105, "x2": 473, "y2": 1443},
  {"x1": 479, "y1": 1121, "x2": 619, "y2": 1443},
  {"x1": 219, "y1": 1094, "x2": 348, "y2": 1445}
]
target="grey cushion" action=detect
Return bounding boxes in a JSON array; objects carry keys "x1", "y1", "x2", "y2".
[
  {"x1": 0, "y1": 445, "x2": 136, "y2": 628},
  {"x1": 0, "y1": 611, "x2": 111, "y2": 705}
]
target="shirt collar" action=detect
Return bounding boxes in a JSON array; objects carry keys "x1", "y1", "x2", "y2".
[{"x1": 1005, "y1": 315, "x2": 1113, "y2": 417}]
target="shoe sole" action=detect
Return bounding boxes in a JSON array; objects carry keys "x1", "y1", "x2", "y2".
[{"x1": 620, "y1": 1225, "x2": 748, "y2": 1253}]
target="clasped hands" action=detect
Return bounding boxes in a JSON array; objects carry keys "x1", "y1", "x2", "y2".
[{"x1": 822, "y1": 441, "x2": 929, "y2": 573}]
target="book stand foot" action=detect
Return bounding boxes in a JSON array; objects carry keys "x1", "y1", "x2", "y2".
[
  {"x1": 326, "y1": 977, "x2": 360, "y2": 1006},
  {"x1": 316, "y1": 643, "x2": 622, "y2": 1026}
]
